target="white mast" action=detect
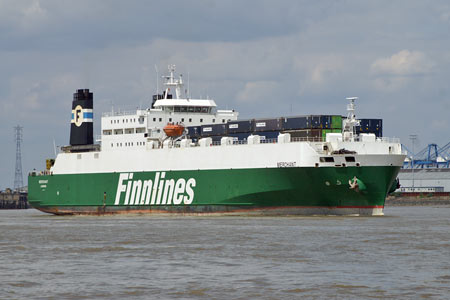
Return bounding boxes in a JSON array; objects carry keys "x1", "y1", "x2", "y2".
[
  {"x1": 155, "y1": 65, "x2": 159, "y2": 96},
  {"x1": 343, "y1": 97, "x2": 360, "y2": 141},
  {"x1": 163, "y1": 64, "x2": 184, "y2": 99}
]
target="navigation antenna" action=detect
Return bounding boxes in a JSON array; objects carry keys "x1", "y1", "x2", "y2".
[
  {"x1": 342, "y1": 97, "x2": 360, "y2": 141},
  {"x1": 14, "y1": 125, "x2": 23, "y2": 191},
  {"x1": 154, "y1": 65, "x2": 159, "y2": 96}
]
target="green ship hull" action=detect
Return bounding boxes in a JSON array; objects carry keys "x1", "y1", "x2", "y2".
[{"x1": 28, "y1": 165, "x2": 400, "y2": 216}]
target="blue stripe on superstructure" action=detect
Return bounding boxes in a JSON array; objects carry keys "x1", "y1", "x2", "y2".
[{"x1": 83, "y1": 112, "x2": 93, "y2": 119}]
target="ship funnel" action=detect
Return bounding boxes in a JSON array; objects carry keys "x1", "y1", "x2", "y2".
[{"x1": 70, "y1": 89, "x2": 93, "y2": 146}]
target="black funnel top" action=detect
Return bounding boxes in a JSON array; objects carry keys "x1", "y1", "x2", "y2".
[{"x1": 70, "y1": 89, "x2": 94, "y2": 146}]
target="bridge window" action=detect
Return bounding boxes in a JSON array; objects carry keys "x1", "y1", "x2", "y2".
[
  {"x1": 320, "y1": 157, "x2": 334, "y2": 163},
  {"x1": 201, "y1": 107, "x2": 208, "y2": 113},
  {"x1": 345, "y1": 157, "x2": 356, "y2": 162},
  {"x1": 195, "y1": 107, "x2": 201, "y2": 113}
]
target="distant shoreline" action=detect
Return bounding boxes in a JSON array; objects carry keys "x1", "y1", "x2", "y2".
[{"x1": 386, "y1": 196, "x2": 450, "y2": 206}]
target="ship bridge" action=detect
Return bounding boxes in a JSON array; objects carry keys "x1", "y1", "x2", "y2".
[
  {"x1": 153, "y1": 98, "x2": 217, "y2": 113},
  {"x1": 151, "y1": 65, "x2": 220, "y2": 114},
  {"x1": 99, "y1": 64, "x2": 239, "y2": 152}
]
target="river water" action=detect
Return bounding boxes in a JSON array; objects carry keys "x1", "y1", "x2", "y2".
[{"x1": 0, "y1": 207, "x2": 449, "y2": 299}]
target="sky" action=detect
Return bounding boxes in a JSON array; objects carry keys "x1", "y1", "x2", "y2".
[{"x1": 1, "y1": 0, "x2": 450, "y2": 190}]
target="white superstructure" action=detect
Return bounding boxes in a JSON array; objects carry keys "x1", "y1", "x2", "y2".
[
  {"x1": 54, "y1": 66, "x2": 405, "y2": 177},
  {"x1": 100, "y1": 65, "x2": 238, "y2": 151}
]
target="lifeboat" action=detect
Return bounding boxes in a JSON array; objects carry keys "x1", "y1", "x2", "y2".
[{"x1": 163, "y1": 123, "x2": 185, "y2": 137}]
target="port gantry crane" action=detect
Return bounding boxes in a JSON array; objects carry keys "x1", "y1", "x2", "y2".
[{"x1": 402, "y1": 142, "x2": 450, "y2": 169}]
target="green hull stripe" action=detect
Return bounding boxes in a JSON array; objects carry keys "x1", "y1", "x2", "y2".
[{"x1": 28, "y1": 166, "x2": 400, "y2": 213}]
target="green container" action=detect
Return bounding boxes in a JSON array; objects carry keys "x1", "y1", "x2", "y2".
[{"x1": 331, "y1": 115, "x2": 343, "y2": 129}]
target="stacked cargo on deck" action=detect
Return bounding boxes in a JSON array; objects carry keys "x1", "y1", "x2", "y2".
[
  {"x1": 281, "y1": 115, "x2": 342, "y2": 140},
  {"x1": 186, "y1": 114, "x2": 358, "y2": 142},
  {"x1": 356, "y1": 119, "x2": 383, "y2": 137},
  {"x1": 226, "y1": 120, "x2": 255, "y2": 142}
]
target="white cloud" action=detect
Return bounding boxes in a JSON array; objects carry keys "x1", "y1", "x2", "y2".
[
  {"x1": 370, "y1": 50, "x2": 433, "y2": 76},
  {"x1": 0, "y1": 0, "x2": 48, "y2": 32},
  {"x1": 23, "y1": 0, "x2": 46, "y2": 19},
  {"x1": 311, "y1": 57, "x2": 345, "y2": 84},
  {"x1": 372, "y1": 77, "x2": 409, "y2": 92},
  {"x1": 236, "y1": 81, "x2": 279, "y2": 103},
  {"x1": 293, "y1": 54, "x2": 348, "y2": 97}
]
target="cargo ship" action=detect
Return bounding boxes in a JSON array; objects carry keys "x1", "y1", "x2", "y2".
[{"x1": 28, "y1": 65, "x2": 405, "y2": 216}]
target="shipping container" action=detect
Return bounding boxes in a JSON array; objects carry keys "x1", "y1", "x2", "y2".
[
  {"x1": 254, "y1": 118, "x2": 283, "y2": 132},
  {"x1": 284, "y1": 130, "x2": 309, "y2": 138},
  {"x1": 201, "y1": 124, "x2": 227, "y2": 137},
  {"x1": 256, "y1": 131, "x2": 280, "y2": 141},
  {"x1": 227, "y1": 119, "x2": 254, "y2": 134},
  {"x1": 359, "y1": 118, "x2": 382, "y2": 130},
  {"x1": 331, "y1": 115, "x2": 343, "y2": 129},
  {"x1": 357, "y1": 118, "x2": 383, "y2": 137},
  {"x1": 187, "y1": 126, "x2": 201, "y2": 138},
  {"x1": 320, "y1": 115, "x2": 332, "y2": 129},
  {"x1": 283, "y1": 129, "x2": 322, "y2": 139},
  {"x1": 310, "y1": 129, "x2": 322, "y2": 138},
  {"x1": 282, "y1": 116, "x2": 308, "y2": 130},
  {"x1": 308, "y1": 115, "x2": 322, "y2": 129}
]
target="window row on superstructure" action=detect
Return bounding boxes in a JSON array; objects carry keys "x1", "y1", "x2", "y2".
[
  {"x1": 103, "y1": 127, "x2": 146, "y2": 135},
  {"x1": 164, "y1": 106, "x2": 212, "y2": 113},
  {"x1": 161, "y1": 117, "x2": 227, "y2": 123},
  {"x1": 110, "y1": 117, "x2": 145, "y2": 124},
  {"x1": 111, "y1": 141, "x2": 146, "y2": 148},
  {"x1": 103, "y1": 116, "x2": 231, "y2": 136}
]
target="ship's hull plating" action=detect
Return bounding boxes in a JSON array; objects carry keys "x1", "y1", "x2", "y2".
[{"x1": 28, "y1": 166, "x2": 400, "y2": 216}]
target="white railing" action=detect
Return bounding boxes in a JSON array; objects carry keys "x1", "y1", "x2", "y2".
[
  {"x1": 378, "y1": 137, "x2": 401, "y2": 143},
  {"x1": 144, "y1": 134, "x2": 403, "y2": 150},
  {"x1": 291, "y1": 137, "x2": 325, "y2": 143},
  {"x1": 96, "y1": 132, "x2": 401, "y2": 151}
]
